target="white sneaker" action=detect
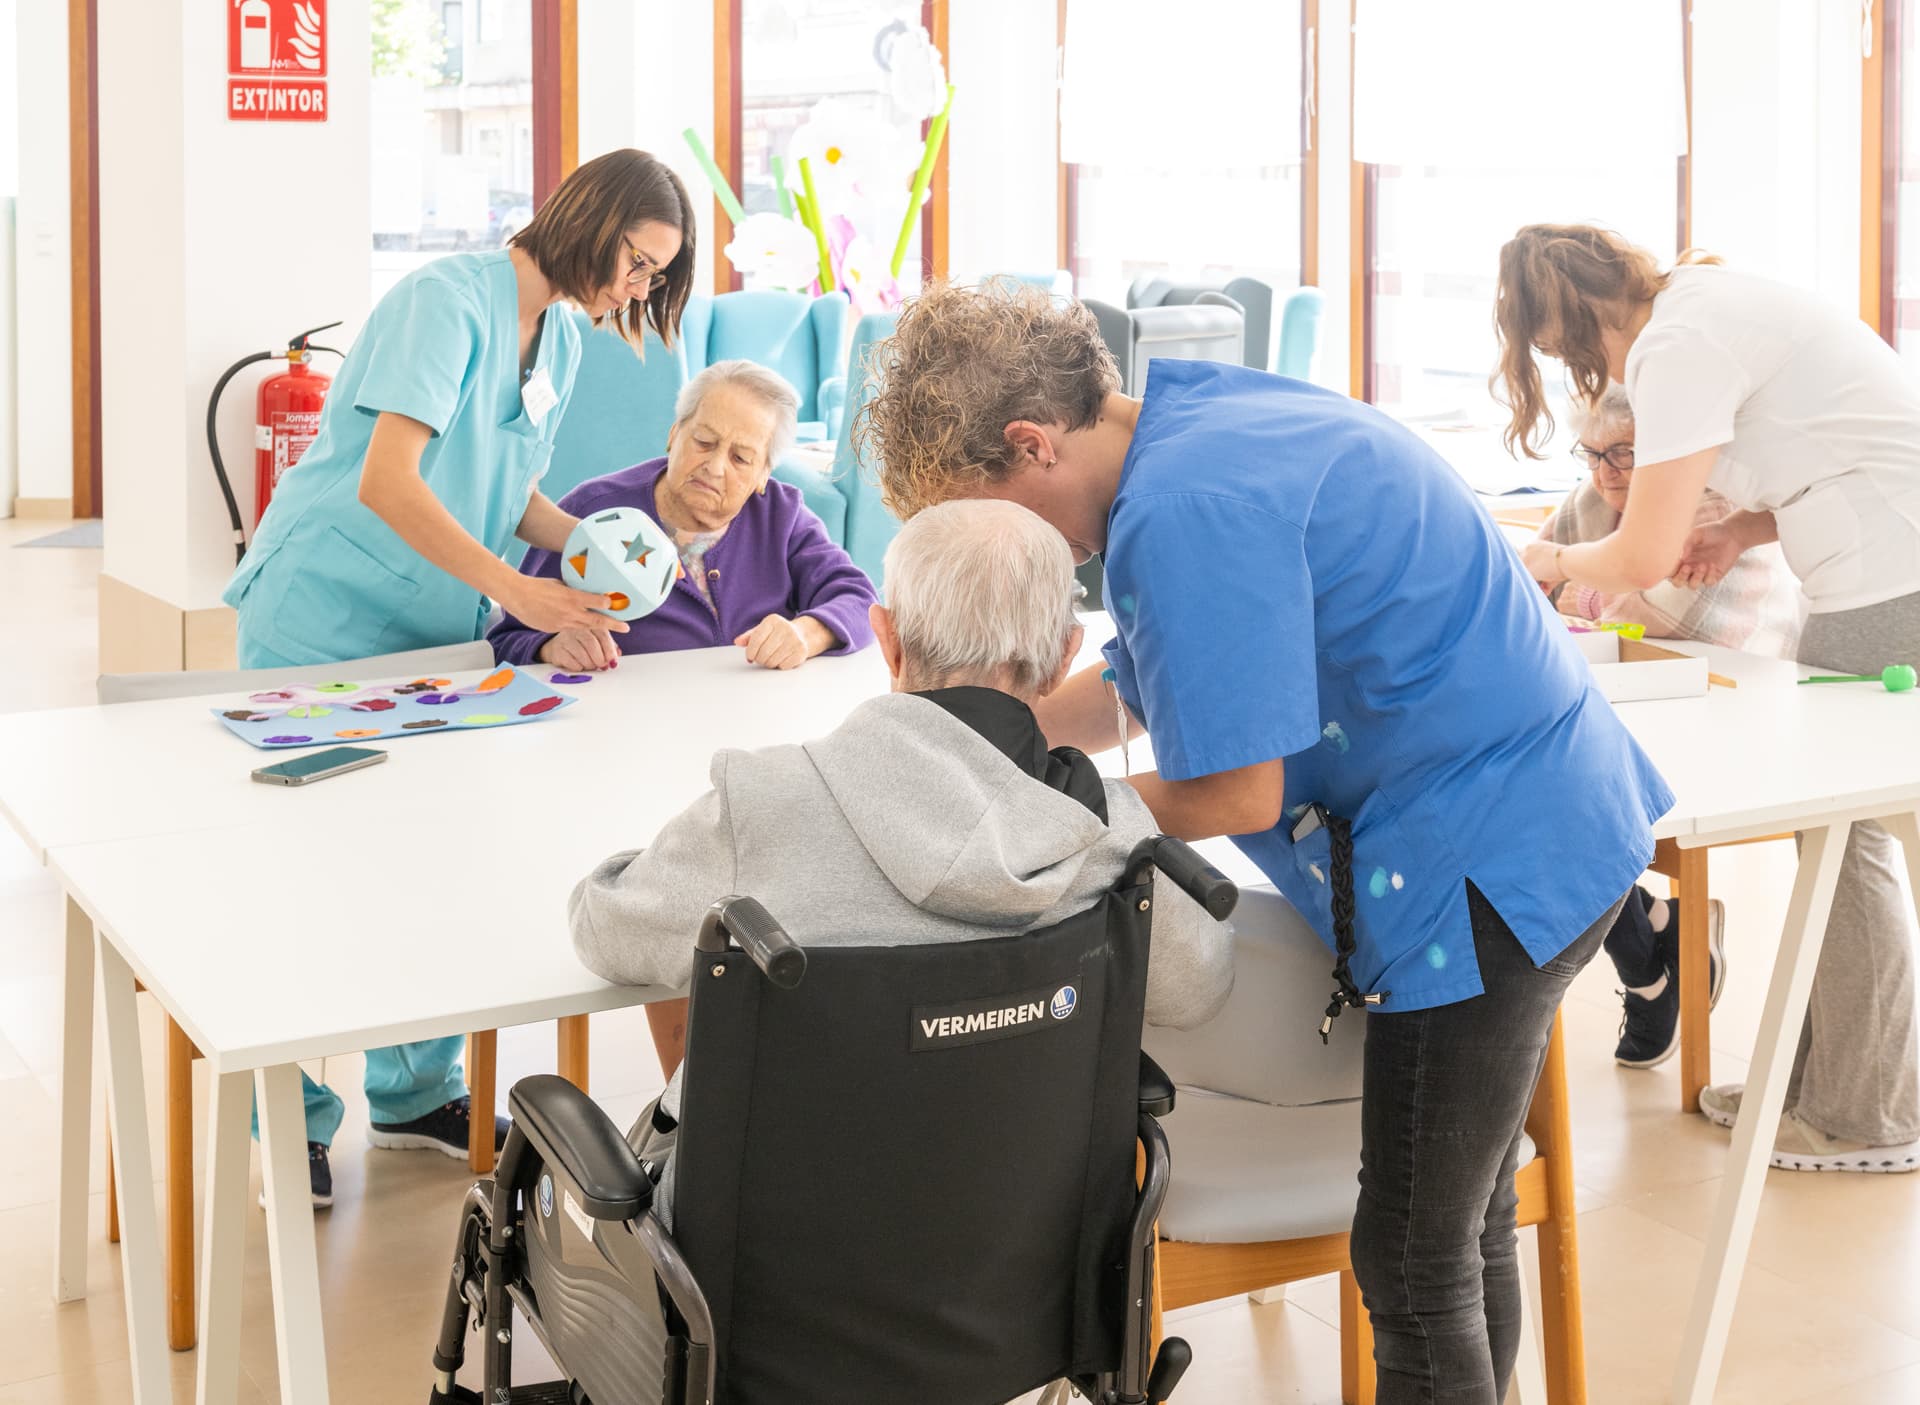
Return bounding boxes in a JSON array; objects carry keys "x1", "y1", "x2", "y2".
[
  {"x1": 1699, "y1": 1084, "x2": 1742, "y2": 1129},
  {"x1": 1770, "y1": 1110, "x2": 1920, "y2": 1174}
]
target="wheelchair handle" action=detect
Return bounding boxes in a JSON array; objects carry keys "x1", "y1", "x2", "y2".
[
  {"x1": 1128, "y1": 836, "x2": 1238, "y2": 921},
  {"x1": 697, "y1": 896, "x2": 808, "y2": 989}
]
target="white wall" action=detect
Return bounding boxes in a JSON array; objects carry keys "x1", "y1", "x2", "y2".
[
  {"x1": 947, "y1": 0, "x2": 1059, "y2": 281},
  {"x1": 12, "y1": 0, "x2": 72, "y2": 507},
  {"x1": 579, "y1": 0, "x2": 717, "y2": 291},
  {"x1": 1691, "y1": 0, "x2": 1863, "y2": 314},
  {"x1": 99, "y1": 0, "x2": 372, "y2": 610}
]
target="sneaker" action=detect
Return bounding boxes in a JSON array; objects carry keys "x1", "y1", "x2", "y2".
[
  {"x1": 1615, "y1": 900, "x2": 1729, "y2": 1068},
  {"x1": 257, "y1": 1142, "x2": 333, "y2": 1210},
  {"x1": 1769, "y1": 1109, "x2": 1920, "y2": 1174},
  {"x1": 1699, "y1": 1083, "x2": 1742, "y2": 1129},
  {"x1": 368, "y1": 1096, "x2": 509, "y2": 1161},
  {"x1": 1614, "y1": 971, "x2": 1680, "y2": 1068}
]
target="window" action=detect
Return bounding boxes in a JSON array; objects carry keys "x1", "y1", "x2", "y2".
[
  {"x1": 1060, "y1": 0, "x2": 1308, "y2": 305},
  {"x1": 1887, "y1": 0, "x2": 1920, "y2": 358},
  {"x1": 370, "y1": 0, "x2": 535, "y2": 302},
  {"x1": 1354, "y1": 0, "x2": 1687, "y2": 434},
  {"x1": 735, "y1": 0, "x2": 936, "y2": 290}
]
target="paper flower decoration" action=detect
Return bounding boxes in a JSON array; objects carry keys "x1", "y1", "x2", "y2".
[
  {"x1": 788, "y1": 99, "x2": 917, "y2": 207},
  {"x1": 560, "y1": 507, "x2": 682, "y2": 622},
  {"x1": 879, "y1": 22, "x2": 948, "y2": 121},
  {"x1": 723, "y1": 211, "x2": 821, "y2": 291},
  {"x1": 832, "y1": 229, "x2": 901, "y2": 316}
]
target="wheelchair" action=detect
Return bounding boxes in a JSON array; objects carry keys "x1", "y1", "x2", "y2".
[{"x1": 426, "y1": 835, "x2": 1237, "y2": 1405}]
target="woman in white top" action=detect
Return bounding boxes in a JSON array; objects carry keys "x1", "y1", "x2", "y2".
[{"x1": 1493, "y1": 223, "x2": 1920, "y2": 1174}]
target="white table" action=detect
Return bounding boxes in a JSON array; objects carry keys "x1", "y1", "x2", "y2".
[
  {"x1": 10, "y1": 631, "x2": 1920, "y2": 1404},
  {"x1": 0, "y1": 646, "x2": 894, "y2": 1404}
]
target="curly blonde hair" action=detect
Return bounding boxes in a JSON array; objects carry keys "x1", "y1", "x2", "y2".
[{"x1": 853, "y1": 279, "x2": 1119, "y2": 519}]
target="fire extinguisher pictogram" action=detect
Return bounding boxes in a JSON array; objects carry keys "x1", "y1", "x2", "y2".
[{"x1": 208, "y1": 322, "x2": 344, "y2": 564}]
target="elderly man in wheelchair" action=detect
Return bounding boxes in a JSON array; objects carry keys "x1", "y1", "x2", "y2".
[{"x1": 428, "y1": 500, "x2": 1237, "y2": 1405}]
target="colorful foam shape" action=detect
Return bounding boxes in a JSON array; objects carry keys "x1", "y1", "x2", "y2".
[
  {"x1": 559, "y1": 506, "x2": 678, "y2": 622},
  {"x1": 214, "y1": 666, "x2": 578, "y2": 749},
  {"x1": 475, "y1": 667, "x2": 515, "y2": 694}
]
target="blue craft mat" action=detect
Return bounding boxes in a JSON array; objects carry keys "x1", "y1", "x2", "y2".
[{"x1": 210, "y1": 665, "x2": 582, "y2": 750}]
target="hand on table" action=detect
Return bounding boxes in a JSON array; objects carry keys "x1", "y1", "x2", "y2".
[
  {"x1": 507, "y1": 576, "x2": 630, "y2": 637},
  {"x1": 734, "y1": 614, "x2": 816, "y2": 671},
  {"x1": 1670, "y1": 520, "x2": 1742, "y2": 591},
  {"x1": 537, "y1": 628, "x2": 623, "y2": 673}
]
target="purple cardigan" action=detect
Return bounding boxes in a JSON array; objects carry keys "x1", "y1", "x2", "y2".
[{"x1": 490, "y1": 458, "x2": 877, "y2": 666}]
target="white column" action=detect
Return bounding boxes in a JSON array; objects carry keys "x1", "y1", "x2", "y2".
[
  {"x1": 96, "y1": 0, "x2": 373, "y2": 612},
  {"x1": 11, "y1": 0, "x2": 73, "y2": 511}
]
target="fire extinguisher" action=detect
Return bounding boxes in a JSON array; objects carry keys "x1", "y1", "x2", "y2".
[{"x1": 207, "y1": 322, "x2": 345, "y2": 564}]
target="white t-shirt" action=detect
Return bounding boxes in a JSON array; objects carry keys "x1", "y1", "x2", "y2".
[{"x1": 1625, "y1": 265, "x2": 1920, "y2": 613}]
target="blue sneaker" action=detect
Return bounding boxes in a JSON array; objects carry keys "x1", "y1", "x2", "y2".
[{"x1": 368, "y1": 1096, "x2": 509, "y2": 1161}]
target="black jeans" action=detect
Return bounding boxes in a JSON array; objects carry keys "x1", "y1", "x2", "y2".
[{"x1": 1350, "y1": 883, "x2": 1620, "y2": 1404}]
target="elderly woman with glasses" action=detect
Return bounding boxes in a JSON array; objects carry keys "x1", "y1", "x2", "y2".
[
  {"x1": 490, "y1": 358, "x2": 876, "y2": 673},
  {"x1": 1535, "y1": 385, "x2": 1801, "y2": 655},
  {"x1": 1533, "y1": 384, "x2": 1800, "y2": 1073}
]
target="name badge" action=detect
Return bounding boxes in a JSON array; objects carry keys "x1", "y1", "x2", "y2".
[{"x1": 521, "y1": 369, "x2": 559, "y2": 426}]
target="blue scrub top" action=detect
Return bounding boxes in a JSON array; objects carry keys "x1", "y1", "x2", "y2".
[
  {"x1": 1101, "y1": 360, "x2": 1674, "y2": 1011},
  {"x1": 224, "y1": 250, "x2": 583, "y2": 666}
]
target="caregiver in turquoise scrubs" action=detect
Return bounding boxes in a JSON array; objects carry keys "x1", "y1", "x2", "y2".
[
  {"x1": 222, "y1": 148, "x2": 695, "y2": 1204},
  {"x1": 858, "y1": 280, "x2": 1673, "y2": 1405}
]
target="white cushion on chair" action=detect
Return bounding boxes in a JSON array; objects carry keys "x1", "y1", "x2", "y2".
[{"x1": 1158, "y1": 1088, "x2": 1537, "y2": 1245}]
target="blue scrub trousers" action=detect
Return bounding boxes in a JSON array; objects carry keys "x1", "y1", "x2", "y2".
[{"x1": 237, "y1": 637, "x2": 473, "y2": 1147}]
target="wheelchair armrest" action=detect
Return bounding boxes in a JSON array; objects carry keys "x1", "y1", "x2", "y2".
[
  {"x1": 506, "y1": 1075, "x2": 652, "y2": 1221},
  {"x1": 1127, "y1": 836, "x2": 1239, "y2": 920},
  {"x1": 1139, "y1": 1051, "x2": 1175, "y2": 1117}
]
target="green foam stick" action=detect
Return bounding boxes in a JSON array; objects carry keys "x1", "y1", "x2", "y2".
[
  {"x1": 891, "y1": 84, "x2": 955, "y2": 279},
  {"x1": 682, "y1": 127, "x2": 744, "y2": 223},
  {"x1": 770, "y1": 155, "x2": 796, "y2": 219},
  {"x1": 1799, "y1": 665, "x2": 1917, "y2": 692},
  {"x1": 796, "y1": 157, "x2": 836, "y2": 293}
]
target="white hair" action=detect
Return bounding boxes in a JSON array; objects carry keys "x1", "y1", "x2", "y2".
[
  {"x1": 672, "y1": 358, "x2": 802, "y2": 467},
  {"x1": 1569, "y1": 383, "x2": 1634, "y2": 445},
  {"x1": 882, "y1": 500, "x2": 1080, "y2": 698}
]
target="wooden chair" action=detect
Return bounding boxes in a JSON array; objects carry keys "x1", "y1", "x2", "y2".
[
  {"x1": 95, "y1": 643, "x2": 562, "y2": 1351},
  {"x1": 1648, "y1": 833, "x2": 1793, "y2": 1113},
  {"x1": 1145, "y1": 889, "x2": 1585, "y2": 1403}
]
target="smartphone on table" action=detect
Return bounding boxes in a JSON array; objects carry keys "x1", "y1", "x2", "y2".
[{"x1": 251, "y1": 746, "x2": 388, "y2": 787}]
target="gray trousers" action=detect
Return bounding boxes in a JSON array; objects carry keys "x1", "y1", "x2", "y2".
[{"x1": 1791, "y1": 592, "x2": 1920, "y2": 1145}]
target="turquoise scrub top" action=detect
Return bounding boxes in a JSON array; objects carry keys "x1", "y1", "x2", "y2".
[
  {"x1": 1100, "y1": 360, "x2": 1674, "y2": 1012},
  {"x1": 224, "y1": 250, "x2": 583, "y2": 666}
]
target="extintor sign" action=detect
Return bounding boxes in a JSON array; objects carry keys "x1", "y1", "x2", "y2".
[{"x1": 227, "y1": 0, "x2": 328, "y2": 122}]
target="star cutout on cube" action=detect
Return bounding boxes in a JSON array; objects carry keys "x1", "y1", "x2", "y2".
[{"x1": 559, "y1": 507, "x2": 680, "y2": 622}]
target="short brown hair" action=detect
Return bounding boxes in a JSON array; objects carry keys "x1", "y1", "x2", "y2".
[
  {"x1": 512, "y1": 149, "x2": 696, "y2": 351},
  {"x1": 854, "y1": 278, "x2": 1119, "y2": 519},
  {"x1": 1492, "y1": 223, "x2": 1719, "y2": 458}
]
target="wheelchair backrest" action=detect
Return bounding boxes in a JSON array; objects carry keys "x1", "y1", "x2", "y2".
[{"x1": 671, "y1": 880, "x2": 1153, "y2": 1405}]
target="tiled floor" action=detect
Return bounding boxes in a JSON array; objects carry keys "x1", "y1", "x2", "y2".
[{"x1": 2, "y1": 512, "x2": 1918, "y2": 1402}]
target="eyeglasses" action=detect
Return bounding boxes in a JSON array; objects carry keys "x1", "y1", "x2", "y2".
[
  {"x1": 623, "y1": 241, "x2": 666, "y2": 289},
  {"x1": 1570, "y1": 441, "x2": 1635, "y2": 473}
]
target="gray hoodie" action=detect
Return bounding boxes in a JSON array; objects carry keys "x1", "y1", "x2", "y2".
[{"x1": 570, "y1": 690, "x2": 1235, "y2": 1032}]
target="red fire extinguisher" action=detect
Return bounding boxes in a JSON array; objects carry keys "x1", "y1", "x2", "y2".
[{"x1": 208, "y1": 322, "x2": 344, "y2": 564}]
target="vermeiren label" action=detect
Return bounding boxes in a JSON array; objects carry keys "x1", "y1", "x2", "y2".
[{"x1": 911, "y1": 981, "x2": 1081, "y2": 1051}]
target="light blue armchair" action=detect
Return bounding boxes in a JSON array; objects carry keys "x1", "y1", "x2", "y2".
[
  {"x1": 678, "y1": 290, "x2": 852, "y2": 443},
  {"x1": 827, "y1": 309, "x2": 905, "y2": 584},
  {"x1": 1126, "y1": 277, "x2": 1325, "y2": 382}
]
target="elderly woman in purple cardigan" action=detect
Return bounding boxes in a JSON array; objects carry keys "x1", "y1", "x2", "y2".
[{"x1": 490, "y1": 359, "x2": 876, "y2": 671}]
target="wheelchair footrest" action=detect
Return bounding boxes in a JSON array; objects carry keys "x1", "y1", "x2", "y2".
[{"x1": 507, "y1": 1382, "x2": 576, "y2": 1404}]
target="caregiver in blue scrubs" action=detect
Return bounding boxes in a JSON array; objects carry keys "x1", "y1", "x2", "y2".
[
  {"x1": 859, "y1": 280, "x2": 1673, "y2": 1404},
  {"x1": 223, "y1": 149, "x2": 695, "y2": 1204}
]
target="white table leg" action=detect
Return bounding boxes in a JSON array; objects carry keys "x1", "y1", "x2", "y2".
[
  {"x1": 195, "y1": 1069, "x2": 252, "y2": 1405},
  {"x1": 257, "y1": 1062, "x2": 331, "y2": 1405},
  {"x1": 53, "y1": 894, "x2": 95, "y2": 1303},
  {"x1": 1672, "y1": 820, "x2": 1850, "y2": 1404},
  {"x1": 1508, "y1": 1246, "x2": 1548, "y2": 1405},
  {"x1": 97, "y1": 934, "x2": 172, "y2": 1405}
]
